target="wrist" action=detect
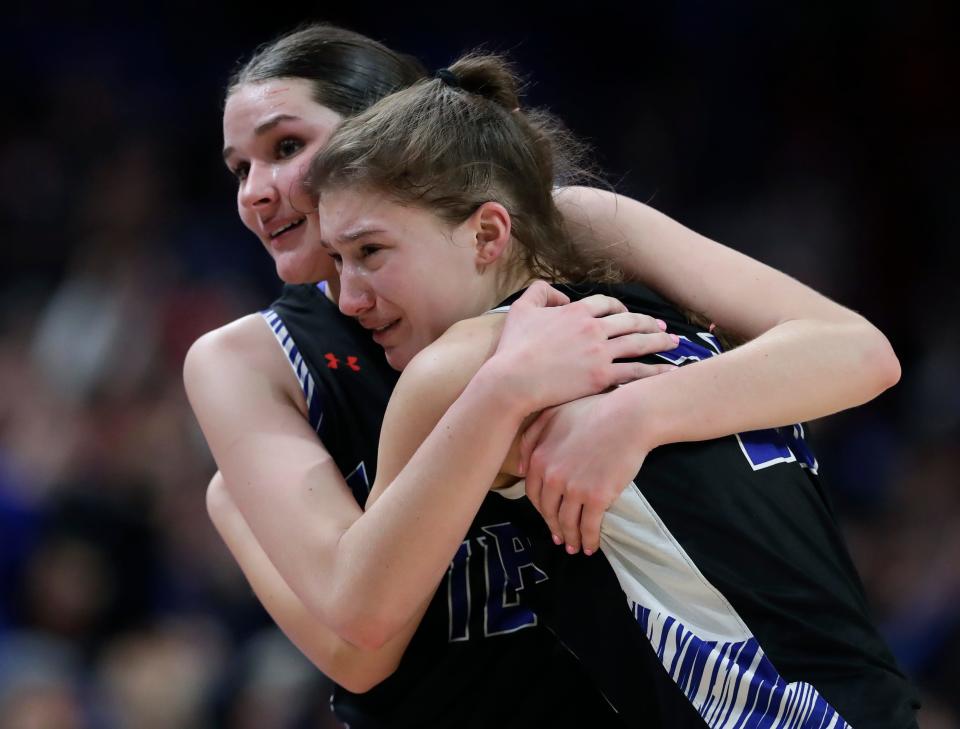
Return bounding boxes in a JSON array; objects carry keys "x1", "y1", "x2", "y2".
[
  {"x1": 611, "y1": 377, "x2": 671, "y2": 451},
  {"x1": 472, "y1": 355, "x2": 540, "y2": 421}
]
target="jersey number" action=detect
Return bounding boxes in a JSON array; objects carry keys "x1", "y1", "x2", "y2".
[{"x1": 656, "y1": 333, "x2": 818, "y2": 474}]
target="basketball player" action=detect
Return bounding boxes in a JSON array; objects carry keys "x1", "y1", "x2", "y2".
[
  {"x1": 186, "y1": 24, "x2": 906, "y2": 727},
  {"x1": 302, "y1": 52, "x2": 920, "y2": 726}
]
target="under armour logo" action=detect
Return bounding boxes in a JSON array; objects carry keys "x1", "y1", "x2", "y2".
[{"x1": 325, "y1": 353, "x2": 361, "y2": 372}]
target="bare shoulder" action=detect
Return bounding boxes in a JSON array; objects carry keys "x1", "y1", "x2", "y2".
[
  {"x1": 399, "y1": 314, "x2": 505, "y2": 395},
  {"x1": 383, "y1": 314, "x2": 506, "y2": 447},
  {"x1": 185, "y1": 314, "x2": 277, "y2": 372},
  {"x1": 183, "y1": 313, "x2": 305, "y2": 417},
  {"x1": 370, "y1": 313, "x2": 508, "y2": 500}
]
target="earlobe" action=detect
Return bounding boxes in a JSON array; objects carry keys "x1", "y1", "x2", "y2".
[{"x1": 473, "y1": 201, "x2": 513, "y2": 266}]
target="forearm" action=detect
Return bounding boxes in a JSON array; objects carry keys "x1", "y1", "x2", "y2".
[
  {"x1": 621, "y1": 317, "x2": 897, "y2": 450},
  {"x1": 207, "y1": 473, "x2": 423, "y2": 692},
  {"x1": 557, "y1": 187, "x2": 900, "y2": 411},
  {"x1": 196, "y1": 289, "x2": 651, "y2": 651},
  {"x1": 330, "y1": 362, "x2": 527, "y2": 647},
  {"x1": 204, "y1": 343, "x2": 531, "y2": 650}
]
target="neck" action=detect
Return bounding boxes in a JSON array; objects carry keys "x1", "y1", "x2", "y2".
[{"x1": 492, "y1": 266, "x2": 537, "y2": 308}]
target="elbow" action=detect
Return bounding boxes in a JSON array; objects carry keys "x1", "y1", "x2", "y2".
[
  {"x1": 205, "y1": 473, "x2": 229, "y2": 526},
  {"x1": 327, "y1": 583, "x2": 406, "y2": 651},
  {"x1": 877, "y1": 346, "x2": 902, "y2": 391},
  {"x1": 325, "y1": 612, "x2": 403, "y2": 693},
  {"x1": 335, "y1": 665, "x2": 394, "y2": 695},
  {"x1": 325, "y1": 561, "x2": 410, "y2": 652},
  {"x1": 863, "y1": 327, "x2": 902, "y2": 396},
  {"x1": 332, "y1": 611, "x2": 399, "y2": 653}
]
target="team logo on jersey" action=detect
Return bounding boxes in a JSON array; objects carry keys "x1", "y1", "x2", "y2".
[
  {"x1": 324, "y1": 353, "x2": 362, "y2": 371},
  {"x1": 447, "y1": 522, "x2": 548, "y2": 641}
]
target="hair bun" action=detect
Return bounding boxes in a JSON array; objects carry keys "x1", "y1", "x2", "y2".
[{"x1": 446, "y1": 54, "x2": 522, "y2": 110}]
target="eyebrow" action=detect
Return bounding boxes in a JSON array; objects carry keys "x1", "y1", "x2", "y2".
[
  {"x1": 319, "y1": 227, "x2": 387, "y2": 248},
  {"x1": 222, "y1": 113, "x2": 302, "y2": 161}
]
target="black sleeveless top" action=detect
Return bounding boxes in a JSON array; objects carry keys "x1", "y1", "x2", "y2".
[{"x1": 265, "y1": 283, "x2": 629, "y2": 728}]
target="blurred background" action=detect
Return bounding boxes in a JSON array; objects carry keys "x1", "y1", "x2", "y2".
[{"x1": 2, "y1": 1, "x2": 957, "y2": 726}]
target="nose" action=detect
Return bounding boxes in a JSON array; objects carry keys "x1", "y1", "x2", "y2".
[
  {"x1": 238, "y1": 162, "x2": 278, "y2": 212},
  {"x1": 337, "y1": 264, "x2": 375, "y2": 318}
]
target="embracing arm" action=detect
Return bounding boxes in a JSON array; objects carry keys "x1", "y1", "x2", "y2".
[
  {"x1": 556, "y1": 186, "x2": 900, "y2": 424},
  {"x1": 184, "y1": 285, "x2": 664, "y2": 654},
  {"x1": 530, "y1": 187, "x2": 901, "y2": 554},
  {"x1": 183, "y1": 315, "x2": 518, "y2": 654},
  {"x1": 205, "y1": 471, "x2": 422, "y2": 692}
]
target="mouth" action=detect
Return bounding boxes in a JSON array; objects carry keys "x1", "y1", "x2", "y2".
[
  {"x1": 269, "y1": 217, "x2": 306, "y2": 240},
  {"x1": 369, "y1": 319, "x2": 400, "y2": 344}
]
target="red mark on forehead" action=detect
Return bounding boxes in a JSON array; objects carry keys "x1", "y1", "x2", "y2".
[{"x1": 264, "y1": 84, "x2": 294, "y2": 97}]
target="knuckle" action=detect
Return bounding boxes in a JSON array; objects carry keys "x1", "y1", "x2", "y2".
[
  {"x1": 585, "y1": 492, "x2": 606, "y2": 509},
  {"x1": 542, "y1": 472, "x2": 561, "y2": 492},
  {"x1": 529, "y1": 451, "x2": 547, "y2": 474},
  {"x1": 566, "y1": 481, "x2": 584, "y2": 497},
  {"x1": 591, "y1": 367, "x2": 610, "y2": 389}
]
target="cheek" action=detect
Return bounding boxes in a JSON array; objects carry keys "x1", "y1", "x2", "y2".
[
  {"x1": 311, "y1": 252, "x2": 338, "y2": 282},
  {"x1": 237, "y1": 194, "x2": 259, "y2": 235},
  {"x1": 275, "y1": 163, "x2": 305, "y2": 209}
]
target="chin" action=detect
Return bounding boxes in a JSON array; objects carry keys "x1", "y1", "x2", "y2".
[
  {"x1": 385, "y1": 352, "x2": 407, "y2": 372},
  {"x1": 273, "y1": 251, "x2": 330, "y2": 285},
  {"x1": 384, "y1": 347, "x2": 412, "y2": 372}
]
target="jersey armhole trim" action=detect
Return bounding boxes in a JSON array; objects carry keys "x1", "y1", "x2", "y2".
[{"x1": 260, "y1": 309, "x2": 324, "y2": 433}]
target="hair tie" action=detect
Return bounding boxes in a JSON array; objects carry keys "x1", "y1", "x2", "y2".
[{"x1": 434, "y1": 68, "x2": 461, "y2": 89}]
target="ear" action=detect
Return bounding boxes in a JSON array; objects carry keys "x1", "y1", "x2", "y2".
[{"x1": 469, "y1": 201, "x2": 512, "y2": 266}]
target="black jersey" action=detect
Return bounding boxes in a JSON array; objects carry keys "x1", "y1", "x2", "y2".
[
  {"x1": 495, "y1": 282, "x2": 920, "y2": 729},
  {"x1": 264, "y1": 283, "x2": 629, "y2": 729},
  {"x1": 265, "y1": 283, "x2": 397, "y2": 506}
]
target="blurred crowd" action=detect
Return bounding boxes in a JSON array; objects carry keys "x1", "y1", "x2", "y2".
[{"x1": 2, "y1": 3, "x2": 957, "y2": 727}]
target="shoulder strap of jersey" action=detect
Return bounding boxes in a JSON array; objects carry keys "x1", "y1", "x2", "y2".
[{"x1": 260, "y1": 307, "x2": 324, "y2": 433}]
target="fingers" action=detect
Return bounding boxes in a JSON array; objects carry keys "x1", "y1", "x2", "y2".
[
  {"x1": 573, "y1": 293, "x2": 629, "y2": 318},
  {"x1": 538, "y1": 480, "x2": 564, "y2": 546},
  {"x1": 519, "y1": 411, "x2": 552, "y2": 508},
  {"x1": 607, "y1": 331, "x2": 679, "y2": 360},
  {"x1": 579, "y1": 504, "x2": 605, "y2": 556},
  {"x1": 518, "y1": 410, "x2": 551, "y2": 480},
  {"x1": 515, "y1": 280, "x2": 570, "y2": 308},
  {"x1": 600, "y1": 312, "x2": 665, "y2": 338},
  {"x1": 558, "y1": 497, "x2": 583, "y2": 554},
  {"x1": 608, "y1": 361, "x2": 679, "y2": 386}
]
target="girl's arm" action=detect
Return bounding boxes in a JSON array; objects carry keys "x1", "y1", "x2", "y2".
[
  {"x1": 534, "y1": 187, "x2": 901, "y2": 554},
  {"x1": 184, "y1": 284, "x2": 671, "y2": 653},
  {"x1": 557, "y1": 186, "x2": 899, "y2": 404},
  {"x1": 205, "y1": 471, "x2": 425, "y2": 692}
]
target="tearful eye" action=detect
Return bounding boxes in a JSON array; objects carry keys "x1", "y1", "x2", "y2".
[{"x1": 276, "y1": 137, "x2": 304, "y2": 159}]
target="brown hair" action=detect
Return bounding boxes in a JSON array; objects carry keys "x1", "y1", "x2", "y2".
[
  {"x1": 306, "y1": 52, "x2": 618, "y2": 284},
  {"x1": 227, "y1": 23, "x2": 426, "y2": 117}
]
